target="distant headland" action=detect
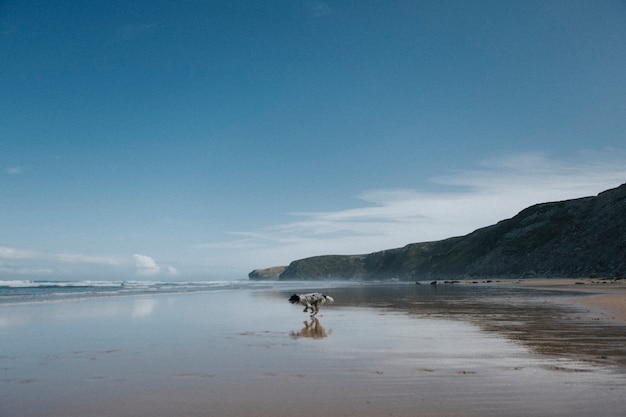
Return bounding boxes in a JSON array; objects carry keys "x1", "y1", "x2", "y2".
[{"x1": 249, "y1": 183, "x2": 626, "y2": 281}]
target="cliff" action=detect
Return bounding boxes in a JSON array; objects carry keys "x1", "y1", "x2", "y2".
[
  {"x1": 249, "y1": 183, "x2": 626, "y2": 280},
  {"x1": 247, "y1": 266, "x2": 286, "y2": 280}
]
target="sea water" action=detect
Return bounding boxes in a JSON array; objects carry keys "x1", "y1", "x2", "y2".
[
  {"x1": 0, "y1": 279, "x2": 323, "y2": 304},
  {"x1": 0, "y1": 279, "x2": 236, "y2": 302}
]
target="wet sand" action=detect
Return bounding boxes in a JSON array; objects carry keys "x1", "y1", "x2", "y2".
[
  {"x1": 512, "y1": 278, "x2": 626, "y2": 323},
  {"x1": 1, "y1": 282, "x2": 625, "y2": 417}
]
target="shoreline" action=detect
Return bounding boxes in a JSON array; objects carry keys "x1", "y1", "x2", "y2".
[{"x1": 503, "y1": 278, "x2": 626, "y2": 323}]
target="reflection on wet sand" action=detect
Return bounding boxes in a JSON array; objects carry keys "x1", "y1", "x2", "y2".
[
  {"x1": 323, "y1": 283, "x2": 626, "y2": 368},
  {"x1": 476, "y1": 304, "x2": 626, "y2": 366},
  {"x1": 0, "y1": 297, "x2": 160, "y2": 330},
  {"x1": 289, "y1": 317, "x2": 331, "y2": 339}
]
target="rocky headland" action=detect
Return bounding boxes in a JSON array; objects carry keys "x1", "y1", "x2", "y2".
[{"x1": 249, "y1": 183, "x2": 626, "y2": 281}]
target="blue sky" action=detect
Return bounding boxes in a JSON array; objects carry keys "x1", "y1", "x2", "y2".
[{"x1": 1, "y1": 0, "x2": 625, "y2": 280}]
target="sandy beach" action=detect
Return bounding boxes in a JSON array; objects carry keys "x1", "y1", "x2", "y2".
[{"x1": 1, "y1": 281, "x2": 625, "y2": 417}]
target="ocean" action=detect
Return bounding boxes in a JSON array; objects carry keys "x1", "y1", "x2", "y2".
[
  {"x1": 0, "y1": 279, "x2": 260, "y2": 304},
  {"x1": 0, "y1": 279, "x2": 355, "y2": 305}
]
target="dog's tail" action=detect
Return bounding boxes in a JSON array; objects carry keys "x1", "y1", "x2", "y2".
[{"x1": 323, "y1": 295, "x2": 334, "y2": 303}]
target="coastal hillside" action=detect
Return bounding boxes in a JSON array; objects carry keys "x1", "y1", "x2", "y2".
[{"x1": 249, "y1": 183, "x2": 626, "y2": 281}]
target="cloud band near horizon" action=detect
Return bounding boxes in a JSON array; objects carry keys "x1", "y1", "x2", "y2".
[{"x1": 1, "y1": 149, "x2": 625, "y2": 280}]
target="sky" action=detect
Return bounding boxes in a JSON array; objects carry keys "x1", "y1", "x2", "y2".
[{"x1": 1, "y1": 0, "x2": 625, "y2": 281}]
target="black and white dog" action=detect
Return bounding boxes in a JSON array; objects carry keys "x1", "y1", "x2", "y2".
[{"x1": 288, "y1": 293, "x2": 334, "y2": 316}]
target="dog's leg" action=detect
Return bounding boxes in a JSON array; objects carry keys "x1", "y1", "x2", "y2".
[{"x1": 303, "y1": 302, "x2": 312, "y2": 313}]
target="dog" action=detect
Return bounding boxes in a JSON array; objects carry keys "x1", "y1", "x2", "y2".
[{"x1": 288, "y1": 293, "x2": 334, "y2": 316}]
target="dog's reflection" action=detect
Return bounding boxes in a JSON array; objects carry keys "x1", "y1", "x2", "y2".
[{"x1": 289, "y1": 317, "x2": 331, "y2": 339}]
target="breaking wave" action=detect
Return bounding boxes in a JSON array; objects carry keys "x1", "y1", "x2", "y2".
[{"x1": 0, "y1": 279, "x2": 273, "y2": 304}]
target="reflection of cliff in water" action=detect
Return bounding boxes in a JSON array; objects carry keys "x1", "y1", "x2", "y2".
[
  {"x1": 307, "y1": 283, "x2": 626, "y2": 367},
  {"x1": 290, "y1": 317, "x2": 331, "y2": 339}
]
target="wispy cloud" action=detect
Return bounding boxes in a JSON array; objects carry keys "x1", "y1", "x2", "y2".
[
  {"x1": 0, "y1": 245, "x2": 177, "y2": 279},
  {"x1": 133, "y1": 254, "x2": 178, "y2": 277},
  {"x1": 0, "y1": 245, "x2": 120, "y2": 265},
  {"x1": 306, "y1": 1, "x2": 333, "y2": 17},
  {"x1": 134, "y1": 254, "x2": 161, "y2": 276},
  {"x1": 0, "y1": 265, "x2": 55, "y2": 276},
  {"x1": 55, "y1": 253, "x2": 120, "y2": 265},
  {"x1": 201, "y1": 149, "x2": 626, "y2": 271},
  {"x1": 165, "y1": 265, "x2": 179, "y2": 275},
  {"x1": 0, "y1": 245, "x2": 125, "y2": 278},
  {"x1": 0, "y1": 245, "x2": 37, "y2": 259},
  {"x1": 4, "y1": 166, "x2": 24, "y2": 175}
]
